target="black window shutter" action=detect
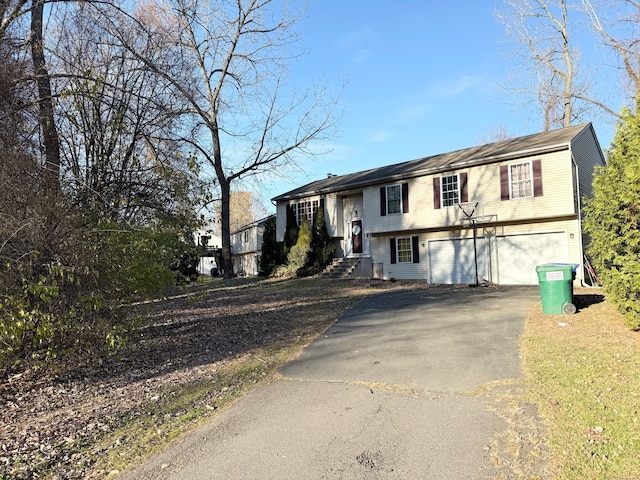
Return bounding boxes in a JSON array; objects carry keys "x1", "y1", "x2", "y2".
[
  {"x1": 390, "y1": 237, "x2": 397, "y2": 264},
  {"x1": 532, "y1": 160, "x2": 543, "y2": 197},
  {"x1": 319, "y1": 198, "x2": 325, "y2": 210},
  {"x1": 460, "y1": 172, "x2": 468, "y2": 203},
  {"x1": 500, "y1": 165, "x2": 510, "y2": 201},
  {"x1": 433, "y1": 177, "x2": 441, "y2": 209},
  {"x1": 412, "y1": 236, "x2": 419, "y2": 263},
  {"x1": 402, "y1": 183, "x2": 409, "y2": 213},
  {"x1": 380, "y1": 187, "x2": 387, "y2": 216}
]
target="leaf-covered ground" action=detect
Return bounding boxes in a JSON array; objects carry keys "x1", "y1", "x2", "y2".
[{"x1": 1, "y1": 278, "x2": 428, "y2": 479}]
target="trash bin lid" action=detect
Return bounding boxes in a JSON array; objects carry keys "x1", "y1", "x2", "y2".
[{"x1": 535, "y1": 263, "x2": 579, "y2": 272}]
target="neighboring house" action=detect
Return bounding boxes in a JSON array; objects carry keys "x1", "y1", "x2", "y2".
[
  {"x1": 194, "y1": 229, "x2": 222, "y2": 276},
  {"x1": 272, "y1": 123, "x2": 605, "y2": 285},
  {"x1": 231, "y1": 215, "x2": 274, "y2": 276}
]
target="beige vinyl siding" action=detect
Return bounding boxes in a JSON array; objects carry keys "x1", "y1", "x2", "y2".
[
  {"x1": 363, "y1": 150, "x2": 576, "y2": 234},
  {"x1": 487, "y1": 151, "x2": 576, "y2": 221},
  {"x1": 368, "y1": 219, "x2": 582, "y2": 283},
  {"x1": 324, "y1": 193, "x2": 342, "y2": 238},
  {"x1": 275, "y1": 202, "x2": 287, "y2": 242},
  {"x1": 370, "y1": 235, "x2": 428, "y2": 280}
]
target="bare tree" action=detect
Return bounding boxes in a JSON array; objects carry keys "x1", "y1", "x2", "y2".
[
  {"x1": 1, "y1": 0, "x2": 30, "y2": 37},
  {"x1": 582, "y1": 0, "x2": 640, "y2": 110},
  {"x1": 108, "y1": 0, "x2": 338, "y2": 278},
  {"x1": 51, "y1": 4, "x2": 205, "y2": 224},
  {"x1": 496, "y1": 0, "x2": 594, "y2": 130},
  {"x1": 30, "y1": 0, "x2": 61, "y2": 196}
]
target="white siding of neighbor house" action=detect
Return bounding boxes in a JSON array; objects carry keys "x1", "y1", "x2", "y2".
[
  {"x1": 231, "y1": 220, "x2": 268, "y2": 276},
  {"x1": 363, "y1": 149, "x2": 577, "y2": 235},
  {"x1": 232, "y1": 225, "x2": 263, "y2": 255}
]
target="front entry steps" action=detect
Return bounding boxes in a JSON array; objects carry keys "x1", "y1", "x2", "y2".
[{"x1": 319, "y1": 257, "x2": 360, "y2": 279}]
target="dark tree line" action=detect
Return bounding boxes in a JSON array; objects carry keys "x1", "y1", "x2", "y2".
[{"x1": 0, "y1": 0, "x2": 337, "y2": 374}]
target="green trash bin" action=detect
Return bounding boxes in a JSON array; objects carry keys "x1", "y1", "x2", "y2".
[{"x1": 535, "y1": 263, "x2": 578, "y2": 314}]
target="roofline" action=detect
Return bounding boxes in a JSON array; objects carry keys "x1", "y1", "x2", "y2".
[
  {"x1": 272, "y1": 140, "x2": 575, "y2": 202},
  {"x1": 231, "y1": 213, "x2": 275, "y2": 235}
]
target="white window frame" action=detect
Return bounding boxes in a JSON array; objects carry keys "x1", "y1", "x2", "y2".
[
  {"x1": 396, "y1": 237, "x2": 413, "y2": 263},
  {"x1": 509, "y1": 161, "x2": 533, "y2": 199},
  {"x1": 295, "y1": 200, "x2": 320, "y2": 226},
  {"x1": 386, "y1": 185, "x2": 402, "y2": 215},
  {"x1": 441, "y1": 174, "x2": 459, "y2": 207}
]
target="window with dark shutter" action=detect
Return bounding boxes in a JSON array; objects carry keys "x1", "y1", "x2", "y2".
[
  {"x1": 502, "y1": 160, "x2": 543, "y2": 199},
  {"x1": 500, "y1": 165, "x2": 510, "y2": 201},
  {"x1": 380, "y1": 187, "x2": 386, "y2": 216},
  {"x1": 460, "y1": 172, "x2": 468, "y2": 203},
  {"x1": 412, "y1": 236, "x2": 419, "y2": 263},
  {"x1": 532, "y1": 159, "x2": 543, "y2": 197},
  {"x1": 402, "y1": 183, "x2": 409, "y2": 213},
  {"x1": 433, "y1": 177, "x2": 441, "y2": 209},
  {"x1": 390, "y1": 237, "x2": 397, "y2": 264}
]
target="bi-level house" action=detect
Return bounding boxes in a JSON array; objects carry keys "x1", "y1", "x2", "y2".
[
  {"x1": 230, "y1": 215, "x2": 274, "y2": 276},
  {"x1": 272, "y1": 123, "x2": 605, "y2": 285}
]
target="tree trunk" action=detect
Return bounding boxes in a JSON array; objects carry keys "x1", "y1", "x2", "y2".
[
  {"x1": 210, "y1": 117, "x2": 234, "y2": 279},
  {"x1": 30, "y1": 0, "x2": 60, "y2": 197},
  {"x1": 219, "y1": 178, "x2": 234, "y2": 279},
  {"x1": 561, "y1": 0, "x2": 572, "y2": 127}
]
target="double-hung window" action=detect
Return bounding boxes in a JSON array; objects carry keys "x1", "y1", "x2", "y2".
[
  {"x1": 500, "y1": 160, "x2": 543, "y2": 200},
  {"x1": 509, "y1": 162, "x2": 533, "y2": 198},
  {"x1": 390, "y1": 236, "x2": 419, "y2": 264},
  {"x1": 433, "y1": 173, "x2": 467, "y2": 209},
  {"x1": 396, "y1": 237, "x2": 413, "y2": 263},
  {"x1": 380, "y1": 183, "x2": 409, "y2": 216},
  {"x1": 386, "y1": 185, "x2": 401, "y2": 214},
  {"x1": 441, "y1": 174, "x2": 459, "y2": 207}
]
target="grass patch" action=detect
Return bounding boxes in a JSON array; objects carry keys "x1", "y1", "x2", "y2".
[{"x1": 522, "y1": 289, "x2": 640, "y2": 479}]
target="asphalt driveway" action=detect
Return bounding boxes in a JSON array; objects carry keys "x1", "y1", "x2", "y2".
[{"x1": 120, "y1": 285, "x2": 546, "y2": 479}]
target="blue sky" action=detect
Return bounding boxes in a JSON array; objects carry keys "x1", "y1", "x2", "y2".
[{"x1": 258, "y1": 0, "x2": 619, "y2": 208}]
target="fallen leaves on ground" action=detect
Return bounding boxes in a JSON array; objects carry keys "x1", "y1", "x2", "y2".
[{"x1": 1, "y1": 277, "x2": 436, "y2": 479}]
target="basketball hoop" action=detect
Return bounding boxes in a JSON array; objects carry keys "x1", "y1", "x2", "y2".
[{"x1": 462, "y1": 216, "x2": 474, "y2": 228}]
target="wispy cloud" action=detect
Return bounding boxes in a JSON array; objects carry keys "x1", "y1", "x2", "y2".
[
  {"x1": 434, "y1": 75, "x2": 482, "y2": 96},
  {"x1": 336, "y1": 27, "x2": 376, "y2": 64},
  {"x1": 394, "y1": 104, "x2": 429, "y2": 123},
  {"x1": 366, "y1": 130, "x2": 391, "y2": 143}
]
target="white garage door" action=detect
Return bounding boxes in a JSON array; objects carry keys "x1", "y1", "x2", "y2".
[
  {"x1": 429, "y1": 238, "x2": 489, "y2": 284},
  {"x1": 496, "y1": 232, "x2": 569, "y2": 285}
]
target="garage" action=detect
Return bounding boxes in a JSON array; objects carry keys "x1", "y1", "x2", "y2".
[
  {"x1": 496, "y1": 232, "x2": 569, "y2": 285},
  {"x1": 428, "y1": 238, "x2": 489, "y2": 284}
]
